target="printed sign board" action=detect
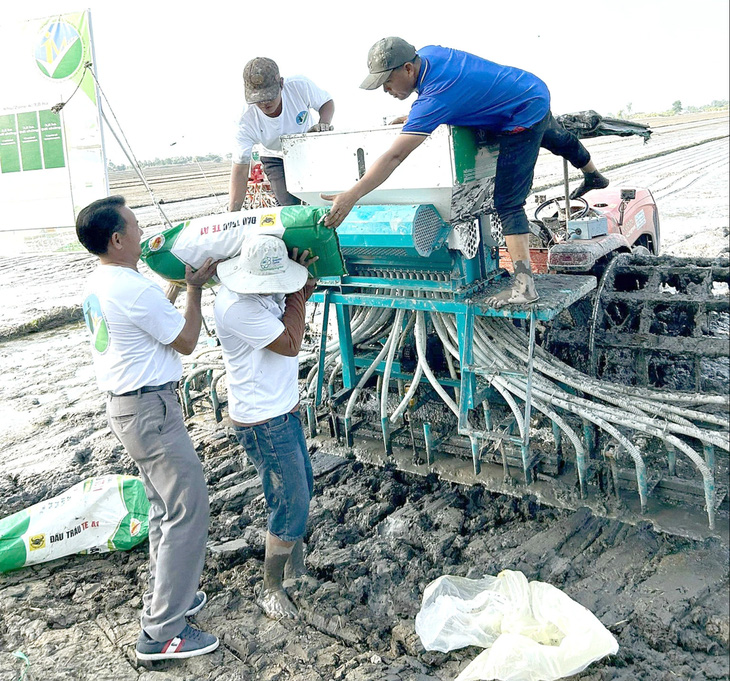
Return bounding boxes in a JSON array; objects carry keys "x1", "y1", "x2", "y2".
[{"x1": 0, "y1": 10, "x2": 108, "y2": 231}]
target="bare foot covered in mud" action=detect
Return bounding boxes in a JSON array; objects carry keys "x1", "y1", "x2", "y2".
[
  {"x1": 485, "y1": 272, "x2": 539, "y2": 308},
  {"x1": 258, "y1": 587, "x2": 299, "y2": 620}
]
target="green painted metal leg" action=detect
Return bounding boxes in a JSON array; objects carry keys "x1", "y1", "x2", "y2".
[
  {"x1": 335, "y1": 304, "x2": 356, "y2": 390},
  {"x1": 315, "y1": 290, "x2": 332, "y2": 407},
  {"x1": 521, "y1": 311, "x2": 536, "y2": 484},
  {"x1": 344, "y1": 415, "x2": 353, "y2": 448},
  {"x1": 306, "y1": 403, "x2": 317, "y2": 438},
  {"x1": 666, "y1": 443, "x2": 677, "y2": 476},
  {"x1": 482, "y1": 401, "x2": 492, "y2": 431},
  {"x1": 704, "y1": 444, "x2": 715, "y2": 475}
]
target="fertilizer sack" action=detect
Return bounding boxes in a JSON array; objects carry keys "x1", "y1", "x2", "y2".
[
  {"x1": 141, "y1": 206, "x2": 346, "y2": 283},
  {"x1": 0, "y1": 475, "x2": 150, "y2": 573},
  {"x1": 415, "y1": 570, "x2": 618, "y2": 681}
]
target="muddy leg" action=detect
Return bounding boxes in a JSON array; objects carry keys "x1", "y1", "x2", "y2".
[
  {"x1": 487, "y1": 234, "x2": 539, "y2": 308},
  {"x1": 284, "y1": 537, "x2": 307, "y2": 579},
  {"x1": 259, "y1": 531, "x2": 299, "y2": 619}
]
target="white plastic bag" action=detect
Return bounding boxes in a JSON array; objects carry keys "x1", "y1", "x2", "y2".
[{"x1": 415, "y1": 570, "x2": 618, "y2": 681}]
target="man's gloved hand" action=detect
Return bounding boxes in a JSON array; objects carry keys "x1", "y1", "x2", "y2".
[{"x1": 307, "y1": 122, "x2": 334, "y2": 133}]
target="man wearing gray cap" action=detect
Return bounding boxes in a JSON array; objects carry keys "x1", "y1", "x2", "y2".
[
  {"x1": 323, "y1": 38, "x2": 609, "y2": 307},
  {"x1": 229, "y1": 57, "x2": 335, "y2": 210}
]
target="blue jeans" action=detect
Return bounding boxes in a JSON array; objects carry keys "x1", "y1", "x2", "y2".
[
  {"x1": 233, "y1": 411, "x2": 313, "y2": 542},
  {"x1": 492, "y1": 112, "x2": 592, "y2": 236}
]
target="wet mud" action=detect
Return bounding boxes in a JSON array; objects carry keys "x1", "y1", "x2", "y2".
[
  {"x1": 1, "y1": 252, "x2": 728, "y2": 681},
  {"x1": 2, "y1": 117, "x2": 729, "y2": 679}
]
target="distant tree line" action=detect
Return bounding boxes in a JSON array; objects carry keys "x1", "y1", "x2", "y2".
[
  {"x1": 610, "y1": 99, "x2": 729, "y2": 120},
  {"x1": 108, "y1": 152, "x2": 232, "y2": 172}
]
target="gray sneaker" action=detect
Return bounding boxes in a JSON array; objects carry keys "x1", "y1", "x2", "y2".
[
  {"x1": 185, "y1": 590, "x2": 207, "y2": 617},
  {"x1": 136, "y1": 624, "x2": 219, "y2": 660}
]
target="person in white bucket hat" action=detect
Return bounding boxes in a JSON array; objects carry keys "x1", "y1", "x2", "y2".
[
  {"x1": 214, "y1": 234, "x2": 318, "y2": 619},
  {"x1": 217, "y1": 232, "x2": 310, "y2": 294}
]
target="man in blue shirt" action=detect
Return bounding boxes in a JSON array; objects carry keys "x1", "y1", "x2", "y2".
[{"x1": 322, "y1": 37, "x2": 608, "y2": 307}]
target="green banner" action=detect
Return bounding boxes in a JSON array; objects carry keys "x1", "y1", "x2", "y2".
[
  {"x1": 0, "y1": 110, "x2": 66, "y2": 174},
  {"x1": 0, "y1": 10, "x2": 105, "y2": 230},
  {"x1": 0, "y1": 114, "x2": 21, "y2": 174},
  {"x1": 40, "y1": 109, "x2": 65, "y2": 169},
  {"x1": 18, "y1": 112, "x2": 42, "y2": 171}
]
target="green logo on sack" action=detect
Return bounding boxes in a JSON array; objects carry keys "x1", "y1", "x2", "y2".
[
  {"x1": 35, "y1": 20, "x2": 84, "y2": 80},
  {"x1": 83, "y1": 295, "x2": 109, "y2": 354}
]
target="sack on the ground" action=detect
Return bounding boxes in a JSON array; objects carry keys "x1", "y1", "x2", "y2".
[
  {"x1": 415, "y1": 570, "x2": 618, "y2": 681},
  {"x1": 0, "y1": 475, "x2": 150, "y2": 573},
  {"x1": 141, "y1": 206, "x2": 345, "y2": 283}
]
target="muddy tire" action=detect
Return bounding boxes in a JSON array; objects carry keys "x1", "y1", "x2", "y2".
[{"x1": 546, "y1": 253, "x2": 730, "y2": 392}]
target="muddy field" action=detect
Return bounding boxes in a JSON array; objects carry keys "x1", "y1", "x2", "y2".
[{"x1": 0, "y1": 112, "x2": 728, "y2": 681}]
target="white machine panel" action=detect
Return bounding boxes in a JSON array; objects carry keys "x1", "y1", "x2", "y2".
[{"x1": 281, "y1": 125, "x2": 456, "y2": 220}]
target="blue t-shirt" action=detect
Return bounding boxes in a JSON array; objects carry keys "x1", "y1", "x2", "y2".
[{"x1": 402, "y1": 45, "x2": 550, "y2": 136}]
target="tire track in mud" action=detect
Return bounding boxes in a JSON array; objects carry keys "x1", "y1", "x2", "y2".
[
  {"x1": 614, "y1": 140, "x2": 729, "y2": 199},
  {"x1": 534, "y1": 135, "x2": 729, "y2": 195},
  {"x1": 531, "y1": 112, "x2": 728, "y2": 192}
]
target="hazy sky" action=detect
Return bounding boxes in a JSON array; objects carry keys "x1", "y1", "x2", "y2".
[{"x1": 4, "y1": 0, "x2": 729, "y2": 163}]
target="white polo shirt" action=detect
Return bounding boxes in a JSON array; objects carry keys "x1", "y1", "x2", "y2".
[
  {"x1": 232, "y1": 75, "x2": 332, "y2": 163},
  {"x1": 214, "y1": 284, "x2": 299, "y2": 423},
  {"x1": 82, "y1": 265, "x2": 185, "y2": 394}
]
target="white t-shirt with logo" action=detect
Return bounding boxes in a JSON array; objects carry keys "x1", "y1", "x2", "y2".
[
  {"x1": 214, "y1": 284, "x2": 299, "y2": 423},
  {"x1": 232, "y1": 75, "x2": 332, "y2": 163},
  {"x1": 82, "y1": 265, "x2": 185, "y2": 394}
]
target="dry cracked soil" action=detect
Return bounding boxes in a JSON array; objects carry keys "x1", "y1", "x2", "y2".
[{"x1": 0, "y1": 112, "x2": 729, "y2": 681}]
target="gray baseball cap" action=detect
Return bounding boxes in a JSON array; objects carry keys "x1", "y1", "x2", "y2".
[
  {"x1": 244, "y1": 57, "x2": 281, "y2": 104},
  {"x1": 360, "y1": 37, "x2": 417, "y2": 90}
]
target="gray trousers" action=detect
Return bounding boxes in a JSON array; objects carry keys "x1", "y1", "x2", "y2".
[
  {"x1": 260, "y1": 156, "x2": 302, "y2": 206},
  {"x1": 107, "y1": 388, "x2": 209, "y2": 641}
]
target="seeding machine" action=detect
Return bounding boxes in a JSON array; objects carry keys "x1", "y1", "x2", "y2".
[{"x1": 142, "y1": 115, "x2": 729, "y2": 542}]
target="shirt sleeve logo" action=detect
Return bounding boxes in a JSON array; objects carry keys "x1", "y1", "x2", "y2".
[
  {"x1": 82, "y1": 294, "x2": 110, "y2": 354},
  {"x1": 296, "y1": 110, "x2": 309, "y2": 125}
]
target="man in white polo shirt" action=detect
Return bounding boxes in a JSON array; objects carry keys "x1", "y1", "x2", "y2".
[
  {"x1": 76, "y1": 195, "x2": 219, "y2": 661},
  {"x1": 228, "y1": 57, "x2": 335, "y2": 210},
  {"x1": 214, "y1": 235, "x2": 317, "y2": 619}
]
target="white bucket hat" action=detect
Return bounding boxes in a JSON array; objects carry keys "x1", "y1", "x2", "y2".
[{"x1": 217, "y1": 234, "x2": 309, "y2": 294}]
